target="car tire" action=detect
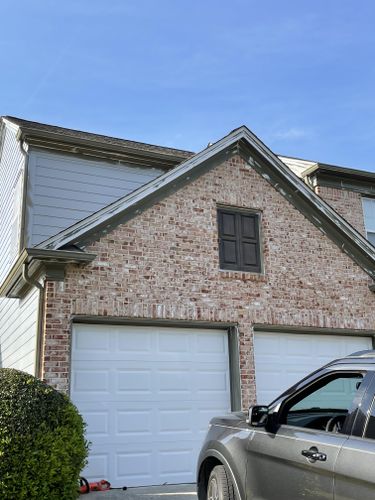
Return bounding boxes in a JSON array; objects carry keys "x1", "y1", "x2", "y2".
[{"x1": 207, "y1": 465, "x2": 235, "y2": 500}]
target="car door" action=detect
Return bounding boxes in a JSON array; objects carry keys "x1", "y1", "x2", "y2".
[
  {"x1": 246, "y1": 370, "x2": 369, "y2": 500},
  {"x1": 334, "y1": 372, "x2": 375, "y2": 500}
]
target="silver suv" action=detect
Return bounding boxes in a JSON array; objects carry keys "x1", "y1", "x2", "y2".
[{"x1": 197, "y1": 350, "x2": 375, "y2": 500}]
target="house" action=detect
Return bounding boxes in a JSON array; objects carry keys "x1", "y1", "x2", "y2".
[{"x1": 0, "y1": 116, "x2": 375, "y2": 487}]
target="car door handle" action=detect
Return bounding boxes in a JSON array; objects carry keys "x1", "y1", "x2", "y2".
[{"x1": 301, "y1": 447, "x2": 327, "y2": 462}]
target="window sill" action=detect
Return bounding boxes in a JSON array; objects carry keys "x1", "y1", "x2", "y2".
[{"x1": 219, "y1": 269, "x2": 267, "y2": 282}]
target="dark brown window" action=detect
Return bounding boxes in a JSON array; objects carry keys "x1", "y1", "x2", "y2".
[{"x1": 217, "y1": 208, "x2": 261, "y2": 272}]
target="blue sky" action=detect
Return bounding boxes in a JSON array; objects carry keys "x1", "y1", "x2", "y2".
[{"x1": 1, "y1": 0, "x2": 375, "y2": 170}]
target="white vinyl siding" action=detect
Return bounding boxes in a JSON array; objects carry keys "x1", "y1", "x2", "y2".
[
  {"x1": 71, "y1": 324, "x2": 231, "y2": 487},
  {"x1": 253, "y1": 331, "x2": 372, "y2": 404},
  {"x1": 0, "y1": 287, "x2": 39, "y2": 374},
  {"x1": 25, "y1": 150, "x2": 165, "y2": 246},
  {"x1": 0, "y1": 123, "x2": 25, "y2": 284},
  {"x1": 362, "y1": 197, "x2": 375, "y2": 246}
]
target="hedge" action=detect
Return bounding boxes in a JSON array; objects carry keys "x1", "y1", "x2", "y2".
[{"x1": 0, "y1": 368, "x2": 88, "y2": 499}]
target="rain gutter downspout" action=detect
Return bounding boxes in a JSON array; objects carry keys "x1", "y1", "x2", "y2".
[{"x1": 22, "y1": 262, "x2": 45, "y2": 379}]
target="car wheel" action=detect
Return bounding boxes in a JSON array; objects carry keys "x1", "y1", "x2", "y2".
[{"x1": 207, "y1": 465, "x2": 235, "y2": 500}]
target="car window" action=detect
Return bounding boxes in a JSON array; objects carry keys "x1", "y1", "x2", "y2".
[
  {"x1": 291, "y1": 377, "x2": 361, "y2": 411},
  {"x1": 282, "y1": 373, "x2": 363, "y2": 433},
  {"x1": 364, "y1": 397, "x2": 375, "y2": 439}
]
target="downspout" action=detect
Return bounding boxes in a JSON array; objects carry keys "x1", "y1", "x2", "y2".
[{"x1": 22, "y1": 263, "x2": 45, "y2": 379}]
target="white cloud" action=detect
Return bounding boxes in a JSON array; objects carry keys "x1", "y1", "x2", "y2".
[{"x1": 273, "y1": 127, "x2": 310, "y2": 140}]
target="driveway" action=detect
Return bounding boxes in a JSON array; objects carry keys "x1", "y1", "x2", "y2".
[{"x1": 87, "y1": 483, "x2": 197, "y2": 500}]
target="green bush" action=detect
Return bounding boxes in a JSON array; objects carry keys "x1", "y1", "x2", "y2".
[{"x1": 0, "y1": 368, "x2": 88, "y2": 500}]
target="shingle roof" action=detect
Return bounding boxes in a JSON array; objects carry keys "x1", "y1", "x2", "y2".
[{"x1": 3, "y1": 116, "x2": 194, "y2": 163}]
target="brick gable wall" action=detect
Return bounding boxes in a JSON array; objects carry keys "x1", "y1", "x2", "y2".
[{"x1": 41, "y1": 154, "x2": 375, "y2": 408}]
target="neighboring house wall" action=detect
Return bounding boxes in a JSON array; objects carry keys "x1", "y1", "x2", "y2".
[
  {"x1": 315, "y1": 185, "x2": 367, "y2": 236},
  {"x1": 41, "y1": 154, "x2": 375, "y2": 407},
  {"x1": 25, "y1": 150, "x2": 165, "y2": 246},
  {"x1": 0, "y1": 122, "x2": 25, "y2": 284},
  {"x1": 0, "y1": 287, "x2": 39, "y2": 374},
  {"x1": 0, "y1": 123, "x2": 38, "y2": 374}
]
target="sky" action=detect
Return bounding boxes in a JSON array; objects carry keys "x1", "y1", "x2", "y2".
[{"x1": 1, "y1": 0, "x2": 375, "y2": 171}]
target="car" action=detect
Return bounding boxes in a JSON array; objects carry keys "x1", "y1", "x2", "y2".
[{"x1": 197, "y1": 349, "x2": 375, "y2": 500}]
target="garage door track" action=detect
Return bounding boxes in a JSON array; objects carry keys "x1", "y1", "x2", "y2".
[{"x1": 88, "y1": 483, "x2": 197, "y2": 500}]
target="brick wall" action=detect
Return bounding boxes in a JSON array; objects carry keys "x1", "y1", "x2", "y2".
[
  {"x1": 316, "y1": 185, "x2": 366, "y2": 235},
  {"x1": 41, "y1": 154, "x2": 375, "y2": 407}
]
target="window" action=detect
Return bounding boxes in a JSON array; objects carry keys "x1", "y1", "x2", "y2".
[
  {"x1": 364, "y1": 397, "x2": 375, "y2": 439},
  {"x1": 217, "y1": 208, "x2": 261, "y2": 272},
  {"x1": 362, "y1": 197, "x2": 375, "y2": 245},
  {"x1": 281, "y1": 373, "x2": 363, "y2": 433}
]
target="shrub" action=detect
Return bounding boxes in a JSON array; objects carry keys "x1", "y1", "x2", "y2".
[{"x1": 0, "y1": 368, "x2": 88, "y2": 500}]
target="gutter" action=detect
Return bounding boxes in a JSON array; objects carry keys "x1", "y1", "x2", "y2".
[{"x1": 0, "y1": 247, "x2": 96, "y2": 298}]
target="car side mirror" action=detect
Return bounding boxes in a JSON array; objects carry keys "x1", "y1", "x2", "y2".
[{"x1": 247, "y1": 405, "x2": 269, "y2": 427}]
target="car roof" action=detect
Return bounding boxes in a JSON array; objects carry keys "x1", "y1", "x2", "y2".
[{"x1": 330, "y1": 349, "x2": 375, "y2": 366}]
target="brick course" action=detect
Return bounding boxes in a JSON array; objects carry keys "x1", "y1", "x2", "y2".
[{"x1": 41, "y1": 154, "x2": 375, "y2": 408}]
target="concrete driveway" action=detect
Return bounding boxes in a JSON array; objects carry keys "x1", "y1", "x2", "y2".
[{"x1": 87, "y1": 483, "x2": 197, "y2": 500}]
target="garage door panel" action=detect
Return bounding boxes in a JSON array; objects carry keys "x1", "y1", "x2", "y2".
[
  {"x1": 73, "y1": 326, "x2": 111, "y2": 352},
  {"x1": 71, "y1": 325, "x2": 231, "y2": 487},
  {"x1": 254, "y1": 332, "x2": 372, "y2": 404},
  {"x1": 118, "y1": 331, "x2": 153, "y2": 352},
  {"x1": 71, "y1": 369, "x2": 110, "y2": 393},
  {"x1": 84, "y1": 452, "x2": 111, "y2": 481},
  {"x1": 79, "y1": 399, "x2": 229, "y2": 447},
  {"x1": 158, "y1": 408, "x2": 194, "y2": 435},
  {"x1": 82, "y1": 410, "x2": 110, "y2": 437},
  {"x1": 116, "y1": 451, "x2": 154, "y2": 484},
  {"x1": 86, "y1": 441, "x2": 201, "y2": 486},
  {"x1": 196, "y1": 368, "x2": 229, "y2": 393}
]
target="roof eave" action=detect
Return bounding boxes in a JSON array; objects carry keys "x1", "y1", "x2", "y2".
[
  {"x1": 0, "y1": 248, "x2": 96, "y2": 298},
  {"x1": 16, "y1": 127, "x2": 189, "y2": 169}
]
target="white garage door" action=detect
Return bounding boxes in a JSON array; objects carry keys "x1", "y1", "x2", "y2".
[
  {"x1": 254, "y1": 331, "x2": 372, "y2": 405},
  {"x1": 71, "y1": 324, "x2": 231, "y2": 487}
]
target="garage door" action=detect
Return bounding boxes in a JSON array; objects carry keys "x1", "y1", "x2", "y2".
[
  {"x1": 70, "y1": 324, "x2": 231, "y2": 487},
  {"x1": 254, "y1": 331, "x2": 373, "y2": 404}
]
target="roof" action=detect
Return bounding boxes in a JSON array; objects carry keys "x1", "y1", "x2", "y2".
[
  {"x1": 2, "y1": 116, "x2": 194, "y2": 169},
  {"x1": 301, "y1": 161, "x2": 375, "y2": 197},
  {"x1": 33, "y1": 124, "x2": 375, "y2": 281}
]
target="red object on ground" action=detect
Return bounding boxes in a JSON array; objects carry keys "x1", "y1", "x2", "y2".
[
  {"x1": 79, "y1": 478, "x2": 111, "y2": 494},
  {"x1": 90, "y1": 480, "x2": 111, "y2": 491}
]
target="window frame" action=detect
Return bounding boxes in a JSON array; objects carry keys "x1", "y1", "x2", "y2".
[
  {"x1": 217, "y1": 206, "x2": 263, "y2": 273},
  {"x1": 362, "y1": 196, "x2": 375, "y2": 245}
]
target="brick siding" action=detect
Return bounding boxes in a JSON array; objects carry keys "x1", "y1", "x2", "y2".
[
  {"x1": 41, "y1": 154, "x2": 375, "y2": 408},
  {"x1": 316, "y1": 185, "x2": 366, "y2": 235}
]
